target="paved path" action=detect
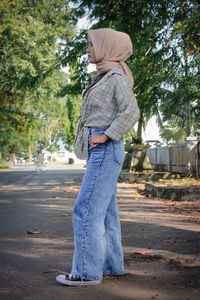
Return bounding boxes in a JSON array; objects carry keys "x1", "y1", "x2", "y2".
[{"x1": 0, "y1": 165, "x2": 200, "y2": 300}]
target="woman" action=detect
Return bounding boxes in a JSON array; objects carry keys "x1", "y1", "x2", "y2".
[{"x1": 56, "y1": 28, "x2": 140, "y2": 286}]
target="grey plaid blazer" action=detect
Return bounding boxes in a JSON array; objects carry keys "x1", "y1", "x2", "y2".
[{"x1": 74, "y1": 66, "x2": 140, "y2": 159}]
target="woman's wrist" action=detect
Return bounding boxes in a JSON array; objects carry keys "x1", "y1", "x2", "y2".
[{"x1": 102, "y1": 134, "x2": 109, "y2": 142}]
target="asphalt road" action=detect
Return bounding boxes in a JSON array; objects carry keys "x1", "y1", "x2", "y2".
[
  {"x1": 0, "y1": 164, "x2": 200, "y2": 300},
  {"x1": 0, "y1": 165, "x2": 86, "y2": 300}
]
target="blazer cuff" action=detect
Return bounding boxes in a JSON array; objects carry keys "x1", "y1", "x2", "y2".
[{"x1": 104, "y1": 128, "x2": 121, "y2": 141}]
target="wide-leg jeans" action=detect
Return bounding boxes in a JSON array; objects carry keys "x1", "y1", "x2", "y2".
[{"x1": 71, "y1": 127, "x2": 125, "y2": 280}]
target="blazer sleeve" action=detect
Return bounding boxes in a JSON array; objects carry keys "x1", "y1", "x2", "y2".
[{"x1": 104, "y1": 74, "x2": 140, "y2": 141}]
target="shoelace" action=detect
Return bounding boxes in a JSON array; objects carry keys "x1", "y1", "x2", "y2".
[
  {"x1": 68, "y1": 274, "x2": 85, "y2": 286},
  {"x1": 68, "y1": 274, "x2": 78, "y2": 280}
]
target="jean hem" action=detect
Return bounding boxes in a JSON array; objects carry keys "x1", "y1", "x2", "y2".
[{"x1": 103, "y1": 272, "x2": 125, "y2": 276}]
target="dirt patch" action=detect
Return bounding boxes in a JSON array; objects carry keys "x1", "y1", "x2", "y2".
[
  {"x1": 125, "y1": 253, "x2": 164, "y2": 264},
  {"x1": 137, "y1": 183, "x2": 200, "y2": 223}
]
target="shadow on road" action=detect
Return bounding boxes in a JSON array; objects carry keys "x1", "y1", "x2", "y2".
[{"x1": 0, "y1": 168, "x2": 200, "y2": 299}]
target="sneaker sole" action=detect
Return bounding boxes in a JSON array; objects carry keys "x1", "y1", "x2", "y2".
[{"x1": 56, "y1": 275, "x2": 101, "y2": 286}]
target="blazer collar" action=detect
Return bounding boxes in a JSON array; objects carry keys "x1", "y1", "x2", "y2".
[{"x1": 85, "y1": 66, "x2": 124, "y2": 95}]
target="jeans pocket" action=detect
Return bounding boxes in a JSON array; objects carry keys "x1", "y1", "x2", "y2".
[
  {"x1": 88, "y1": 128, "x2": 108, "y2": 159},
  {"x1": 88, "y1": 127, "x2": 107, "y2": 151},
  {"x1": 112, "y1": 140, "x2": 125, "y2": 166}
]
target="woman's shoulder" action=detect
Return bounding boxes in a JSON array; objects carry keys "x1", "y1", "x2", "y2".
[
  {"x1": 107, "y1": 66, "x2": 125, "y2": 77},
  {"x1": 107, "y1": 66, "x2": 129, "y2": 81},
  {"x1": 107, "y1": 68, "x2": 131, "y2": 88}
]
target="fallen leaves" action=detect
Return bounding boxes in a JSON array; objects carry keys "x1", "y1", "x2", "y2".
[
  {"x1": 151, "y1": 294, "x2": 159, "y2": 299},
  {"x1": 52, "y1": 186, "x2": 60, "y2": 192},
  {"x1": 130, "y1": 190, "x2": 144, "y2": 200},
  {"x1": 110, "y1": 283, "x2": 116, "y2": 286},
  {"x1": 134, "y1": 250, "x2": 152, "y2": 254},
  {"x1": 64, "y1": 185, "x2": 79, "y2": 193},
  {"x1": 135, "y1": 197, "x2": 144, "y2": 201},
  {"x1": 130, "y1": 190, "x2": 139, "y2": 195},
  {"x1": 125, "y1": 180, "x2": 131, "y2": 184},
  {"x1": 153, "y1": 177, "x2": 200, "y2": 187},
  {"x1": 118, "y1": 197, "x2": 123, "y2": 201},
  {"x1": 61, "y1": 213, "x2": 72, "y2": 217}
]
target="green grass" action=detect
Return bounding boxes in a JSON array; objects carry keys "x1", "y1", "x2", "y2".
[{"x1": 0, "y1": 159, "x2": 10, "y2": 169}]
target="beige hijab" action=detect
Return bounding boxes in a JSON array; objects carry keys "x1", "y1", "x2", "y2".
[{"x1": 87, "y1": 28, "x2": 134, "y2": 88}]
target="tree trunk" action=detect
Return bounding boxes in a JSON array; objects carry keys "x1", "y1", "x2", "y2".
[
  {"x1": 184, "y1": 42, "x2": 191, "y2": 137},
  {"x1": 137, "y1": 111, "x2": 143, "y2": 143},
  {"x1": 28, "y1": 145, "x2": 32, "y2": 163},
  {"x1": 185, "y1": 102, "x2": 191, "y2": 137},
  {"x1": 9, "y1": 153, "x2": 15, "y2": 164}
]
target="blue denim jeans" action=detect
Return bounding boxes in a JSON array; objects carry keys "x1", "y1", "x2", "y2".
[{"x1": 71, "y1": 127, "x2": 125, "y2": 281}]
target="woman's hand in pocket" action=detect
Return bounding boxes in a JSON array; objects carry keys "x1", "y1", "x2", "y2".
[{"x1": 89, "y1": 134, "x2": 109, "y2": 147}]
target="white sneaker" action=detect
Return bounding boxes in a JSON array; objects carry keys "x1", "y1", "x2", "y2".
[{"x1": 56, "y1": 274, "x2": 101, "y2": 286}]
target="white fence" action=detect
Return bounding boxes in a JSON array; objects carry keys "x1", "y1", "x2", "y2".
[{"x1": 145, "y1": 137, "x2": 200, "y2": 177}]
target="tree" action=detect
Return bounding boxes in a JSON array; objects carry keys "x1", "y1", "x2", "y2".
[
  {"x1": 69, "y1": 0, "x2": 200, "y2": 142},
  {"x1": 0, "y1": 0, "x2": 77, "y2": 159},
  {"x1": 157, "y1": 0, "x2": 200, "y2": 141},
  {"x1": 69, "y1": 0, "x2": 171, "y2": 142}
]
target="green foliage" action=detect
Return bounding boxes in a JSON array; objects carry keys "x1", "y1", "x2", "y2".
[
  {"x1": 64, "y1": 94, "x2": 82, "y2": 151},
  {"x1": 0, "y1": 0, "x2": 75, "y2": 100},
  {"x1": 1, "y1": 0, "x2": 199, "y2": 160},
  {"x1": 169, "y1": 0, "x2": 200, "y2": 58},
  {"x1": 0, "y1": 158, "x2": 10, "y2": 169},
  {"x1": 69, "y1": 0, "x2": 170, "y2": 141},
  {"x1": 0, "y1": 0, "x2": 78, "y2": 159},
  {"x1": 159, "y1": 124, "x2": 186, "y2": 144},
  {"x1": 70, "y1": 0, "x2": 200, "y2": 142}
]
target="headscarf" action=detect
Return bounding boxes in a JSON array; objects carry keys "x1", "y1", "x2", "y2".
[{"x1": 87, "y1": 28, "x2": 134, "y2": 87}]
